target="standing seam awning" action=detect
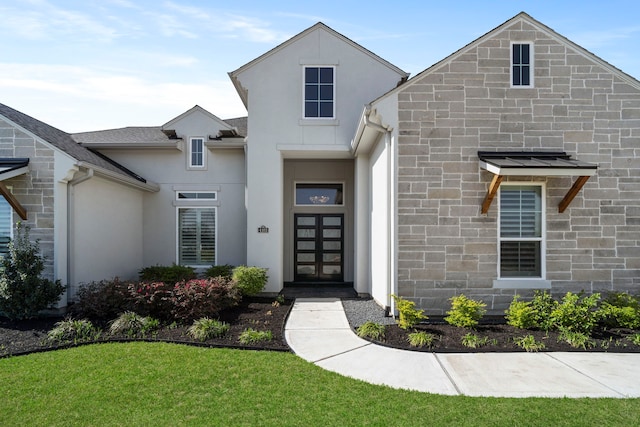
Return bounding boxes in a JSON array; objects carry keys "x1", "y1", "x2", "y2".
[
  {"x1": 0, "y1": 158, "x2": 30, "y2": 220},
  {"x1": 478, "y1": 151, "x2": 597, "y2": 214}
]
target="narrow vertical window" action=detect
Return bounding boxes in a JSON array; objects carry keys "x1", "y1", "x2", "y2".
[
  {"x1": 499, "y1": 185, "x2": 543, "y2": 278},
  {"x1": 178, "y1": 207, "x2": 216, "y2": 266},
  {"x1": 190, "y1": 138, "x2": 204, "y2": 167},
  {"x1": 304, "y1": 67, "x2": 334, "y2": 118},
  {"x1": 0, "y1": 198, "x2": 11, "y2": 257},
  {"x1": 512, "y1": 43, "x2": 531, "y2": 86}
]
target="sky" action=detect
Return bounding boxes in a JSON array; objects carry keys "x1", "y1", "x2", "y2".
[{"x1": 1, "y1": 0, "x2": 639, "y2": 133}]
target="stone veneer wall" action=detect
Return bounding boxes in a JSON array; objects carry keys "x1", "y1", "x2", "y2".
[
  {"x1": 396, "y1": 20, "x2": 640, "y2": 314},
  {"x1": 0, "y1": 119, "x2": 56, "y2": 281}
]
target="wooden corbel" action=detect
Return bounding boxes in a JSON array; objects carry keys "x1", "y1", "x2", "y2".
[
  {"x1": 0, "y1": 182, "x2": 27, "y2": 220},
  {"x1": 481, "y1": 175, "x2": 503, "y2": 214},
  {"x1": 558, "y1": 176, "x2": 590, "y2": 213}
]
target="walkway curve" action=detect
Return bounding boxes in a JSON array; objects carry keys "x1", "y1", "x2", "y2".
[{"x1": 284, "y1": 298, "x2": 640, "y2": 398}]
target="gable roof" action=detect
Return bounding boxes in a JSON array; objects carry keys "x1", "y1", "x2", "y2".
[
  {"x1": 0, "y1": 102, "x2": 154, "y2": 187},
  {"x1": 162, "y1": 105, "x2": 234, "y2": 131},
  {"x1": 228, "y1": 22, "x2": 409, "y2": 108},
  {"x1": 370, "y1": 12, "x2": 640, "y2": 107}
]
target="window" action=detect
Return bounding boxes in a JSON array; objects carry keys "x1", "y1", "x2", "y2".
[
  {"x1": 189, "y1": 138, "x2": 205, "y2": 168},
  {"x1": 295, "y1": 183, "x2": 343, "y2": 206},
  {"x1": 304, "y1": 67, "x2": 334, "y2": 118},
  {"x1": 177, "y1": 192, "x2": 217, "y2": 200},
  {"x1": 0, "y1": 198, "x2": 11, "y2": 257},
  {"x1": 499, "y1": 185, "x2": 543, "y2": 278},
  {"x1": 178, "y1": 207, "x2": 216, "y2": 266},
  {"x1": 512, "y1": 43, "x2": 532, "y2": 87}
]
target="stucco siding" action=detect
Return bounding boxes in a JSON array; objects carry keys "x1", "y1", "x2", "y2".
[{"x1": 396, "y1": 19, "x2": 640, "y2": 314}]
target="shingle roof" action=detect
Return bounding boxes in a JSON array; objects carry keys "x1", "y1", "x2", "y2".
[
  {"x1": 73, "y1": 127, "x2": 175, "y2": 144},
  {"x1": 0, "y1": 103, "x2": 147, "y2": 182},
  {"x1": 223, "y1": 117, "x2": 247, "y2": 137}
]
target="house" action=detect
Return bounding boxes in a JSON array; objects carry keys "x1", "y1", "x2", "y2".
[{"x1": 0, "y1": 12, "x2": 638, "y2": 314}]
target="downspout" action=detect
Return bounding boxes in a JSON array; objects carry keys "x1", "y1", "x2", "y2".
[
  {"x1": 363, "y1": 111, "x2": 395, "y2": 315},
  {"x1": 67, "y1": 168, "x2": 93, "y2": 302}
]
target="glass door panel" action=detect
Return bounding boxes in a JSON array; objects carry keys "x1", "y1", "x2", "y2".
[{"x1": 294, "y1": 214, "x2": 343, "y2": 282}]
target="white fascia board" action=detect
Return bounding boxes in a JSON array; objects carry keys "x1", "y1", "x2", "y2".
[
  {"x1": 480, "y1": 161, "x2": 597, "y2": 177},
  {"x1": 0, "y1": 165, "x2": 30, "y2": 181}
]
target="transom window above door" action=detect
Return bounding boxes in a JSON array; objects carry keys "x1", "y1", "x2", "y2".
[{"x1": 295, "y1": 183, "x2": 343, "y2": 206}]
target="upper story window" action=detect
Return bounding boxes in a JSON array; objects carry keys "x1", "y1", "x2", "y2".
[
  {"x1": 189, "y1": 137, "x2": 205, "y2": 168},
  {"x1": 499, "y1": 184, "x2": 544, "y2": 278},
  {"x1": 512, "y1": 43, "x2": 532, "y2": 87},
  {"x1": 304, "y1": 66, "x2": 334, "y2": 118},
  {"x1": 295, "y1": 183, "x2": 343, "y2": 206}
]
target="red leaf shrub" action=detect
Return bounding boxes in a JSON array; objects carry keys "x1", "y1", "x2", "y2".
[
  {"x1": 128, "y1": 281, "x2": 174, "y2": 320},
  {"x1": 70, "y1": 278, "x2": 133, "y2": 320},
  {"x1": 170, "y1": 278, "x2": 241, "y2": 322}
]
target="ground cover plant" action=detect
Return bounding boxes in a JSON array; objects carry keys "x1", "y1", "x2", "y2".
[{"x1": 1, "y1": 342, "x2": 639, "y2": 427}]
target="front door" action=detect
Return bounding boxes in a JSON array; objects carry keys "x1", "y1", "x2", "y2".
[{"x1": 294, "y1": 214, "x2": 344, "y2": 282}]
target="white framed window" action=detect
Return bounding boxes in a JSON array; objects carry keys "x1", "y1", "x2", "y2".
[
  {"x1": 177, "y1": 207, "x2": 216, "y2": 266},
  {"x1": 189, "y1": 137, "x2": 205, "y2": 168},
  {"x1": 0, "y1": 198, "x2": 12, "y2": 257},
  {"x1": 303, "y1": 66, "x2": 335, "y2": 118},
  {"x1": 511, "y1": 43, "x2": 533, "y2": 87},
  {"x1": 498, "y1": 184, "x2": 545, "y2": 278},
  {"x1": 295, "y1": 182, "x2": 344, "y2": 206},
  {"x1": 177, "y1": 191, "x2": 217, "y2": 200}
]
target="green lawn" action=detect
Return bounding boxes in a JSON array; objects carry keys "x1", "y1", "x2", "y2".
[{"x1": 1, "y1": 343, "x2": 639, "y2": 426}]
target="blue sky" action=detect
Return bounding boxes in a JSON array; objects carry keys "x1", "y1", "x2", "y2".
[{"x1": 1, "y1": 0, "x2": 639, "y2": 132}]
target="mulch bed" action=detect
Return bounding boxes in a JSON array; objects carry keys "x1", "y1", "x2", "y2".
[
  {"x1": 0, "y1": 297, "x2": 292, "y2": 358},
  {"x1": 369, "y1": 320, "x2": 640, "y2": 353},
  {"x1": 3, "y1": 298, "x2": 640, "y2": 357}
]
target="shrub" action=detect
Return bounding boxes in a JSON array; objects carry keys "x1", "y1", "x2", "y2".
[
  {"x1": 392, "y1": 294, "x2": 427, "y2": 330},
  {"x1": 628, "y1": 333, "x2": 640, "y2": 346},
  {"x1": 461, "y1": 333, "x2": 494, "y2": 348},
  {"x1": 232, "y1": 266, "x2": 268, "y2": 296},
  {"x1": 138, "y1": 264, "x2": 196, "y2": 283},
  {"x1": 109, "y1": 312, "x2": 158, "y2": 337},
  {"x1": 170, "y1": 277, "x2": 241, "y2": 322},
  {"x1": 530, "y1": 290, "x2": 557, "y2": 332},
  {"x1": 356, "y1": 321, "x2": 386, "y2": 340},
  {"x1": 445, "y1": 295, "x2": 486, "y2": 329},
  {"x1": 599, "y1": 292, "x2": 640, "y2": 329},
  {"x1": 205, "y1": 264, "x2": 234, "y2": 279},
  {"x1": 238, "y1": 328, "x2": 272, "y2": 345},
  {"x1": 513, "y1": 335, "x2": 545, "y2": 352},
  {"x1": 505, "y1": 295, "x2": 537, "y2": 329},
  {"x1": 128, "y1": 281, "x2": 174, "y2": 320},
  {"x1": 0, "y1": 223, "x2": 65, "y2": 320},
  {"x1": 48, "y1": 318, "x2": 99, "y2": 343},
  {"x1": 558, "y1": 328, "x2": 595, "y2": 350},
  {"x1": 70, "y1": 279, "x2": 132, "y2": 320},
  {"x1": 407, "y1": 331, "x2": 435, "y2": 348},
  {"x1": 550, "y1": 292, "x2": 601, "y2": 335},
  {"x1": 187, "y1": 318, "x2": 230, "y2": 341}
]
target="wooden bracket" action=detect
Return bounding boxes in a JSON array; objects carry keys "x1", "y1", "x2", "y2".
[
  {"x1": 481, "y1": 174, "x2": 503, "y2": 214},
  {"x1": 558, "y1": 176, "x2": 590, "y2": 213},
  {"x1": 0, "y1": 182, "x2": 27, "y2": 220}
]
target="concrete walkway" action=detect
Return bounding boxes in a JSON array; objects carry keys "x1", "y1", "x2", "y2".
[{"x1": 284, "y1": 298, "x2": 640, "y2": 398}]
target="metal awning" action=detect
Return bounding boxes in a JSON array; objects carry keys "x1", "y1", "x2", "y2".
[
  {"x1": 478, "y1": 151, "x2": 598, "y2": 214},
  {"x1": 0, "y1": 158, "x2": 30, "y2": 220}
]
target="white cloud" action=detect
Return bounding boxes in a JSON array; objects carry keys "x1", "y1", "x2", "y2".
[{"x1": 0, "y1": 63, "x2": 246, "y2": 132}]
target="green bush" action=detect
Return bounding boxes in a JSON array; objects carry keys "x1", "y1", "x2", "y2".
[
  {"x1": 187, "y1": 318, "x2": 230, "y2": 341},
  {"x1": 558, "y1": 328, "x2": 595, "y2": 349},
  {"x1": 70, "y1": 279, "x2": 133, "y2": 320},
  {"x1": 407, "y1": 331, "x2": 435, "y2": 348},
  {"x1": 513, "y1": 335, "x2": 545, "y2": 352},
  {"x1": 109, "y1": 312, "x2": 159, "y2": 337},
  {"x1": 238, "y1": 328, "x2": 272, "y2": 345},
  {"x1": 138, "y1": 264, "x2": 196, "y2": 283},
  {"x1": 599, "y1": 292, "x2": 640, "y2": 329},
  {"x1": 550, "y1": 292, "x2": 600, "y2": 335},
  {"x1": 356, "y1": 321, "x2": 386, "y2": 340},
  {"x1": 0, "y1": 223, "x2": 65, "y2": 320},
  {"x1": 505, "y1": 295, "x2": 537, "y2": 329},
  {"x1": 205, "y1": 264, "x2": 234, "y2": 279},
  {"x1": 530, "y1": 290, "x2": 557, "y2": 332},
  {"x1": 461, "y1": 333, "x2": 494, "y2": 348},
  {"x1": 48, "y1": 318, "x2": 99, "y2": 343},
  {"x1": 392, "y1": 294, "x2": 427, "y2": 330},
  {"x1": 232, "y1": 266, "x2": 268, "y2": 296},
  {"x1": 444, "y1": 295, "x2": 486, "y2": 329}
]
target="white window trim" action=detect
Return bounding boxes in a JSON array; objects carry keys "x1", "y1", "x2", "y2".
[
  {"x1": 510, "y1": 41, "x2": 534, "y2": 88},
  {"x1": 188, "y1": 137, "x2": 207, "y2": 170},
  {"x1": 176, "y1": 206, "x2": 217, "y2": 268},
  {"x1": 302, "y1": 66, "x2": 336, "y2": 120},
  {"x1": 176, "y1": 191, "x2": 217, "y2": 200},
  {"x1": 494, "y1": 182, "x2": 547, "y2": 287},
  {"x1": 294, "y1": 181, "x2": 345, "y2": 207}
]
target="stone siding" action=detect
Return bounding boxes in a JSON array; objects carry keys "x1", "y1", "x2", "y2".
[
  {"x1": 0, "y1": 119, "x2": 56, "y2": 280},
  {"x1": 397, "y1": 20, "x2": 640, "y2": 314}
]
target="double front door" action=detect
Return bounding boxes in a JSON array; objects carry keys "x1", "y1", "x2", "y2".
[{"x1": 294, "y1": 214, "x2": 343, "y2": 282}]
